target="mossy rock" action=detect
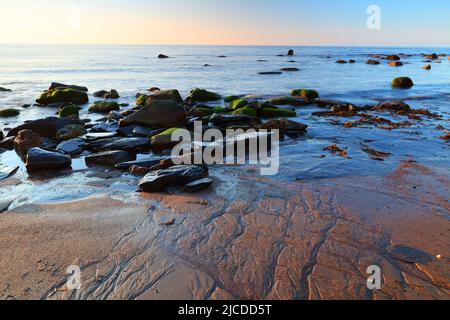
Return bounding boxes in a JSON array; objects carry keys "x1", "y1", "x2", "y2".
[
  {"x1": 36, "y1": 88, "x2": 89, "y2": 105},
  {"x1": 88, "y1": 102, "x2": 120, "y2": 113},
  {"x1": 261, "y1": 108, "x2": 296, "y2": 118},
  {"x1": 136, "y1": 94, "x2": 149, "y2": 106},
  {"x1": 56, "y1": 124, "x2": 87, "y2": 141},
  {"x1": 392, "y1": 77, "x2": 414, "y2": 89},
  {"x1": 189, "y1": 88, "x2": 221, "y2": 102},
  {"x1": 232, "y1": 107, "x2": 257, "y2": 117},
  {"x1": 150, "y1": 128, "x2": 187, "y2": 149},
  {"x1": 224, "y1": 95, "x2": 240, "y2": 102},
  {"x1": 0, "y1": 108, "x2": 20, "y2": 118},
  {"x1": 59, "y1": 105, "x2": 81, "y2": 118},
  {"x1": 269, "y1": 97, "x2": 309, "y2": 107},
  {"x1": 212, "y1": 106, "x2": 227, "y2": 113},
  {"x1": 229, "y1": 98, "x2": 249, "y2": 110},
  {"x1": 291, "y1": 89, "x2": 319, "y2": 99}
]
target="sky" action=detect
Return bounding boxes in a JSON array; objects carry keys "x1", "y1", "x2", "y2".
[{"x1": 1, "y1": 0, "x2": 449, "y2": 46}]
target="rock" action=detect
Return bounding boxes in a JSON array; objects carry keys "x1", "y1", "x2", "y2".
[
  {"x1": 392, "y1": 77, "x2": 414, "y2": 89},
  {"x1": 26, "y1": 148, "x2": 71, "y2": 172},
  {"x1": 258, "y1": 71, "x2": 282, "y2": 75},
  {"x1": 349, "y1": 60, "x2": 356, "y2": 63},
  {"x1": 158, "y1": 54, "x2": 169, "y2": 59},
  {"x1": 232, "y1": 107, "x2": 257, "y2": 117},
  {"x1": 36, "y1": 88, "x2": 89, "y2": 105},
  {"x1": 386, "y1": 55, "x2": 401, "y2": 61},
  {"x1": 0, "y1": 130, "x2": 3, "y2": 141},
  {"x1": 229, "y1": 98, "x2": 248, "y2": 110},
  {"x1": 88, "y1": 102, "x2": 120, "y2": 113},
  {"x1": 138, "y1": 165, "x2": 208, "y2": 192},
  {"x1": 136, "y1": 94, "x2": 149, "y2": 106},
  {"x1": 291, "y1": 89, "x2": 319, "y2": 99},
  {"x1": 87, "y1": 137, "x2": 150, "y2": 152},
  {"x1": 280, "y1": 67, "x2": 299, "y2": 72},
  {"x1": 115, "y1": 157, "x2": 166, "y2": 170},
  {"x1": 129, "y1": 165, "x2": 152, "y2": 176},
  {"x1": 7, "y1": 117, "x2": 81, "y2": 138},
  {"x1": 287, "y1": 49, "x2": 294, "y2": 56},
  {"x1": 56, "y1": 124, "x2": 87, "y2": 141},
  {"x1": 93, "y1": 89, "x2": 120, "y2": 99},
  {"x1": 0, "y1": 166, "x2": 19, "y2": 181},
  {"x1": 335, "y1": 60, "x2": 347, "y2": 64},
  {"x1": 269, "y1": 97, "x2": 309, "y2": 107},
  {"x1": 13, "y1": 130, "x2": 43, "y2": 156},
  {"x1": 0, "y1": 199, "x2": 13, "y2": 213},
  {"x1": 422, "y1": 64, "x2": 432, "y2": 70},
  {"x1": 58, "y1": 104, "x2": 81, "y2": 118},
  {"x1": 389, "y1": 61, "x2": 403, "y2": 67},
  {"x1": 0, "y1": 137, "x2": 15, "y2": 150},
  {"x1": 188, "y1": 88, "x2": 221, "y2": 102},
  {"x1": 259, "y1": 118, "x2": 307, "y2": 136},
  {"x1": 260, "y1": 108, "x2": 296, "y2": 118},
  {"x1": 84, "y1": 132, "x2": 117, "y2": 140},
  {"x1": 224, "y1": 95, "x2": 240, "y2": 102},
  {"x1": 56, "y1": 138, "x2": 85, "y2": 155},
  {"x1": 0, "y1": 87, "x2": 12, "y2": 92},
  {"x1": 388, "y1": 245, "x2": 433, "y2": 264},
  {"x1": 85, "y1": 150, "x2": 135, "y2": 167},
  {"x1": 148, "y1": 87, "x2": 161, "y2": 92},
  {"x1": 209, "y1": 114, "x2": 262, "y2": 128},
  {"x1": 366, "y1": 59, "x2": 380, "y2": 65},
  {"x1": 183, "y1": 178, "x2": 213, "y2": 193},
  {"x1": 132, "y1": 126, "x2": 163, "y2": 137},
  {"x1": 148, "y1": 89, "x2": 182, "y2": 103},
  {"x1": 119, "y1": 99, "x2": 187, "y2": 129},
  {"x1": 373, "y1": 100, "x2": 411, "y2": 112},
  {"x1": 423, "y1": 53, "x2": 439, "y2": 60},
  {"x1": 0, "y1": 109, "x2": 20, "y2": 118},
  {"x1": 48, "y1": 82, "x2": 88, "y2": 92},
  {"x1": 150, "y1": 128, "x2": 187, "y2": 150}
]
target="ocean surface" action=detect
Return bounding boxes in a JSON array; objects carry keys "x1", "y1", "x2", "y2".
[{"x1": 1, "y1": 45, "x2": 449, "y2": 205}]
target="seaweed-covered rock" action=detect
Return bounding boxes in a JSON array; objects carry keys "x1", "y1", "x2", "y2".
[
  {"x1": 7, "y1": 117, "x2": 81, "y2": 138},
  {"x1": 86, "y1": 150, "x2": 135, "y2": 167},
  {"x1": 232, "y1": 107, "x2": 257, "y2": 117},
  {"x1": 188, "y1": 88, "x2": 221, "y2": 102},
  {"x1": 0, "y1": 109, "x2": 20, "y2": 118},
  {"x1": 48, "y1": 82, "x2": 88, "y2": 92},
  {"x1": 269, "y1": 97, "x2": 309, "y2": 107},
  {"x1": 119, "y1": 99, "x2": 187, "y2": 129},
  {"x1": 139, "y1": 165, "x2": 208, "y2": 192},
  {"x1": 136, "y1": 94, "x2": 149, "y2": 106},
  {"x1": 261, "y1": 108, "x2": 296, "y2": 118},
  {"x1": 150, "y1": 128, "x2": 187, "y2": 150},
  {"x1": 36, "y1": 88, "x2": 88, "y2": 105},
  {"x1": 291, "y1": 89, "x2": 319, "y2": 99},
  {"x1": 58, "y1": 104, "x2": 81, "y2": 118},
  {"x1": 56, "y1": 124, "x2": 87, "y2": 141},
  {"x1": 392, "y1": 77, "x2": 414, "y2": 89},
  {"x1": 26, "y1": 148, "x2": 72, "y2": 172},
  {"x1": 224, "y1": 95, "x2": 240, "y2": 103},
  {"x1": 229, "y1": 98, "x2": 249, "y2": 110},
  {"x1": 210, "y1": 114, "x2": 262, "y2": 128},
  {"x1": 88, "y1": 101, "x2": 120, "y2": 113},
  {"x1": 13, "y1": 130, "x2": 43, "y2": 156}
]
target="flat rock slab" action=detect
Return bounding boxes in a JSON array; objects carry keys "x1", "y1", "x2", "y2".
[
  {"x1": 115, "y1": 157, "x2": 167, "y2": 170},
  {"x1": 25, "y1": 148, "x2": 72, "y2": 172},
  {"x1": 388, "y1": 245, "x2": 434, "y2": 264},
  {"x1": 139, "y1": 165, "x2": 208, "y2": 192},
  {"x1": 86, "y1": 150, "x2": 136, "y2": 167},
  {"x1": 183, "y1": 178, "x2": 213, "y2": 193},
  {"x1": 56, "y1": 138, "x2": 86, "y2": 155}
]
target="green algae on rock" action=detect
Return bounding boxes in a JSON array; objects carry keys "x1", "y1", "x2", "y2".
[
  {"x1": 261, "y1": 108, "x2": 296, "y2": 118},
  {"x1": 0, "y1": 108, "x2": 20, "y2": 118},
  {"x1": 88, "y1": 101, "x2": 120, "y2": 113},
  {"x1": 291, "y1": 89, "x2": 319, "y2": 99},
  {"x1": 229, "y1": 98, "x2": 249, "y2": 110},
  {"x1": 232, "y1": 107, "x2": 257, "y2": 117},
  {"x1": 59, "y1": 105, "x2": 81, "y2": 118},
  {"x1": 36, "y1": 88, "x2": 89, "y2": 105},
  {"x1": 392, "y1": 77, "x2": 414, "y2": 89},
  {"x1": 188, "y1": 88, "x2": 221, "y2": 102}
]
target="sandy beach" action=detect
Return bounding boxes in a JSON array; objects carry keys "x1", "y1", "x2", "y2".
[{"x1": 0, "y1": 160, "x2": 448, "y2": 300}]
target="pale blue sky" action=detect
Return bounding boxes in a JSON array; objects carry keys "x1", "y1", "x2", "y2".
[{"x1": 1, "y1": 0, "x2": 449, "y2": 45}]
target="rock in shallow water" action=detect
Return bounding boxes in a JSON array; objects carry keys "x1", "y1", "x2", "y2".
[
  {"x1": 85, "y1": 150, "x2": 135, "y2": 167},
  {"x1": 13, "y1": 130, "x2": 43, "y2": 156},
  {"x1": 56, "y1": 138, "x2": 85, "y2": 155},
  {"x1": 182, "y1": 178, "x2": 213, "y2": 193},
  {"x1": 25, "y1": 148, "x2": 72, "y2": 172},
  {"x1": 36, "y1": 88, "x2": 89, "y2": 105},
  {"x1": 7, "y1": 117, "x2": 81, "y2": 138},
  {"x1": 139, "y1": 165, "x2": 208, "y2": 193}
]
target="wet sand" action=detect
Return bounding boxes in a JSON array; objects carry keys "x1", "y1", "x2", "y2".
[{"x1": 0, "y1": 160, "x2": 448, "y2": 300}]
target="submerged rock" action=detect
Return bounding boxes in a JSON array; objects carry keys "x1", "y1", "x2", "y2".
[
  {"x1": 183, "y1": 178, "x2": 213, "y2": 193},
  {"x1": 291, "y1": 89, "x2": 319, "y2": 99},
  {"x1": 188, "y1": 88, "x2": 221, "y2": 102},
  {"x1": 56, "y1": 124, "x2": 87, "y2": 141},
  {"x1": 85, "y1": 150, "x2": 135, "y2": 167},
  {"x1": 392, "y1": 77, "x2": 414, "y2": 89},
  {"x1": 366, "y1": 59, "x2": 380, "y2": 65},
  {"x1": 373, "y1": 100, "x2": 411, "y2": 112},
  {"x1": 209, "y1": 114, "x2": 262, "y2": 128},
  {"x1": 26, "y1": 148, "x2": 72, "y2": 172},
  {"x1": 139, "y1": 165, "x2": 208, "y2": 193},
  {"x1": 0, "y1": 87, "x2": 12, "y2": 92},
  {"x1": 258, "y1": 71, "x2": 282, "y2": 75},
  {"x1": 13, "y1": 130, "x2": 43, "y2": 156},
  {"x1": 259, "y1": 118, "x2": 308, "y2": 137},
  {"x1": 119, "y1": 99, "x2": 187, "y2": 129},
  {"x1": 7, "y1": 117, "x2": 81, "y2": 138},
  {"x1": 0, "y1": 109, "x2": 20, "y2": 118},
  {"x1": 36, "y1": 88, "x2": 89, "y2": 105},
  {"x1": 88, "y1": 101, "x2": 120, "y2": 113},
  {"x1": 260, "y1": 108, "x2": 296, "y2": 118}
]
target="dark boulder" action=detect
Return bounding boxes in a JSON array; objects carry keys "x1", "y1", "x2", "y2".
[
  {"x1": 48, "y1": 82, "x2": 88, "y2": 92},
  {"x1": 7, "y1": 117, "x2": 81, "y2": 138},
  {"x1": 85, "y1": 150, "x2": 135, "y2": 167},
  {"x1": 26, "y1": 148, "x2": 72, "y2": 172},
  {"x1": 56, "y1": 138, "x2": 85, "y2": 155},
  {"x1": 287, "y1": 49, "x2": 294, "y2": 56}
]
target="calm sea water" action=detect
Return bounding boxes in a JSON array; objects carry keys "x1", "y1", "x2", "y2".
[{"x1": 0, "y1": 45, "x2": 449, "y2": 204}]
